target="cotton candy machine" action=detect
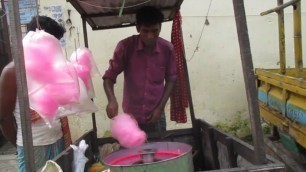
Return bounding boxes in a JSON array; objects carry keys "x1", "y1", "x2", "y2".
[{"x1": 102, "y1": 142, "x2": 194, "y2": 172}]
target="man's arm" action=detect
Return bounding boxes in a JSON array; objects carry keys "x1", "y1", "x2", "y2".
[
  {"x1": 147, "y1": 80, "x2": 175, "y2": 123},
  {"x1": 103, "y1": 78, "x2": 118, "y2": 119},
  {"x1": 0, "y1": 65, "x2": 17, "y2": 146}
]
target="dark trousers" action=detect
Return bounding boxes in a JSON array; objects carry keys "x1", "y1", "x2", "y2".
[{"x1": 139, "y1": 114, "x2": 166, "y2": 134}]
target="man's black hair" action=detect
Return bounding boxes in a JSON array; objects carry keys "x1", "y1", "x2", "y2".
[
  {"x1": 136, "y1": 6, "x2": 164, "y2": 26},
  {"x1": 27, "y1": 16, "x2": 66, "y2": 40}
]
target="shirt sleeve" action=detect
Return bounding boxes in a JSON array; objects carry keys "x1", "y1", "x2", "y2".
[
  {"x1": 102, "y1": 41, "x2": 126, "y2": 83},
  {"x1": 165, "y1": 44, "x2": 178, "y2": 82}
]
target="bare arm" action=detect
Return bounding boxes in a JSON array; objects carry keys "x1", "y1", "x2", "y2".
[
  {"x1": 103, "y1": 78, "x2": 118, "y2": 119},
  {"x1": 147, "y1": 80, "x2": 176, "y2": 123},
  {"x1": 0, "y1": 64, "x2": 17, "y2": 146}
]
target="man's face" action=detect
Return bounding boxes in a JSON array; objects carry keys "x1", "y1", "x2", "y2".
[{"x1": 137, "y1": 24, "x2": 161, "y2": 47}]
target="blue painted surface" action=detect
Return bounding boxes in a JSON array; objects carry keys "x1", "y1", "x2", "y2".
[
  {"x1": 258, "y1": 90, "x2": 268, "y2": 103},
  {"x1": 286, "y1": 103, "x2": 306, "y2": 124},
  {"x1": 268, "y1": 95, "x2": 286, "y2": 115}
]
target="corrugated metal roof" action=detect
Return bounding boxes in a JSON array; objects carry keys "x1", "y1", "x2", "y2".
[{"x1": 67, "y1": 0, "x2": 184, "y2": 30}]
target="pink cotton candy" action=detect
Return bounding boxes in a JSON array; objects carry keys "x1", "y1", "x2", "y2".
[
  {"x1": 70, "y1": 48, "x2": 100, "y2": 92},
  {"x1": 70, "y1": 48, "x2": 92, "y2": 68},
  {"x1": 119, "y1": 130, "x2": 147, "y2": 148},
  {"x1": 43, "y1": 63, "x2": 80, "y2": 105},
  {"x1": 111, "y1": 113, "x2": 147, "y2": 148},
  {"x1": 73, "y1": 64, "x2": 91, "y2": 89},
  {"x1": 22, "y1": 30, "x2": 98, "y2": 126},
  {"x1": 45, "y1": 83, "x2": 80, "y2": 105},
  {"x1": 23, "y1": 30, "x2": 83, "y2": 125},
  {"x1": 30, "y1": 89, "x2": 59, "y2": 122}
]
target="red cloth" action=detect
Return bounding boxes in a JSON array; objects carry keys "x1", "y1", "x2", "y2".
[
  {"x1": 60, "y1": 116, "x2": 72, "y2": 148},
  {"x1": 170, "y1": 11, "x2": 188, "y2": 123}
]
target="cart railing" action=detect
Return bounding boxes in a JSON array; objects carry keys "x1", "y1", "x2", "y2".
[
  {"x1": 260, "y1": 0, "x2": 303, "y2": 76},
  {"x1": 53, "y1": 119, "x2": 285, "y2": 171},
  {"x1": 255, "y1": 0, "x2": 306, "y2": 156}
]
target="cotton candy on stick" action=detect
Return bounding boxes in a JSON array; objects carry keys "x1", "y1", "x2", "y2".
[
  {"x1": 118, "y1": 129, "x2": 147, "y2": 149},
  {"x1": 110, "y1": 113, "x2": 147, "y2": 148}
]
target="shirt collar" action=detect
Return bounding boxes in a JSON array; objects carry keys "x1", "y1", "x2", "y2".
[{"x1": 136, "y1": 35, "x2": 161, "y2": 53}]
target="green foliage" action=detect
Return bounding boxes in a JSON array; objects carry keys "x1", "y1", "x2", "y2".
[
  {"x1": 262, "y1": 123, "x2": 272, "y2": 134},
  {"x1": 103, "y1": 130, "x2": 111, "y2": 137},
  {"x1": 215, "y1": 115, "x2": 251, "y2": 138}
]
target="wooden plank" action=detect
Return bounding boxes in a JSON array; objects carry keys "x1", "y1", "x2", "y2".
[
  {"x1": 225, "y1": 137, "x2": 238, "y2": 168},
  {"x1": 232, "y1": 0, "x2": 267, "y2": 164},
  {"x1": 265, "y1": 137, "x2": 305, "y2": 172},
  {"x1": 200, "y1": 127, "x2": 220, "y2": 170},
  {"x1": 232, "y1": 138, "x2": 256, "y2": 163},
  {"x1": 256, "y1": 69, "x2": 306, "y2": 88},
  {"x1": 199, "y1": 164, "x2": 285, "y2": 172},
  {"x1": 259, "y1": 102, "x2": 306, "y2": 149},
  {"x1": 257, "y1": 75, "x2": 306, "y2": 96}
]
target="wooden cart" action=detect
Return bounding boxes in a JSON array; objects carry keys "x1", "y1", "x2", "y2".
[
  {"x1": 6, "y1": 0, "x2": 286, "y2": 171},
  {"x1": 256, "y1": 0, "x2": 306, "y2": 154}
]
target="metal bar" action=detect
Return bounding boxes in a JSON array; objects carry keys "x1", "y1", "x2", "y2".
[
  {"x1": 180, "y1": 26, "x2": 196, "y2": 130},
  {"x1": 1, "y1": 0, "x2": 12, "y2": 62},
  {"x1": 260, "y1": 0, "x2": 298, "y2": 16},
  {"x1": 293, "y1": 1, "x2": 303, "y2": 78},
  {"x1": 7, "y1": 0, "x2": 35, "y2": 171},
  {"x1": 277, "y1": 0, "x2": 286, "y2": 75},
  {"x1": 232, "y1": 0, "x2": 267, "y2": 165},
  {"x1": 82, "y1": 17, "x2": 97, "y2": 132},
  {"x1": 82, "y1": 17, "x2": 89, "y2": 48}
]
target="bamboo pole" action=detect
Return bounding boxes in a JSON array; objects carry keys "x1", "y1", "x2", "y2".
[
  {"x1": 260, "y1": 0, "x2": 298, "y2": 16},
  {"x1": 232, "y1": 0, "x2": 267, "y2": 165},
  {"x1": 277, "y1": 0, "x2": 286, "y2": 75},
  {"x1": 7, "y1": 0, "x2": 36, "y2": 171},
  {"x1": 293, "y1": 1, "x2": 303, "y2": 78}
]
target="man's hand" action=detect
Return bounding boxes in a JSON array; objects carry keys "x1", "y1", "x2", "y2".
[
  {"x1": 106, "y1": 99, "x2": 118, "y2": 119},
  {"x1": 146, "y1": 107, "x2": 163, "y2": 123},
  {"x1": 103, "y1": 79, "x2": 118, "y2": 119}
]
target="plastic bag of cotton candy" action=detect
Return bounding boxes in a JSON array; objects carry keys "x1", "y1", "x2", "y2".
[
  {"x1": 70, "y1": 48, "x2": 100, "y2": 99},
  {"x1": 22, "y1": 30, "x2": 98, "y2": 126},
  {"x1": 111, "y1": 113, "x2": 147, "y2": 148}
]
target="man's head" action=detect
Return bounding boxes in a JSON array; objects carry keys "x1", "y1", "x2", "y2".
[
  {"x1": 136, "y1": 6, "x2": 164, "y2": 47},
  {"x1": 27, "y1": 16, "x2": 66, "y2": 40}
]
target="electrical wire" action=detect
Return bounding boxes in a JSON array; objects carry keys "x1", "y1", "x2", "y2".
[{"x1": 188, "y1": 0, "x2": 213, "y2": 61}]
